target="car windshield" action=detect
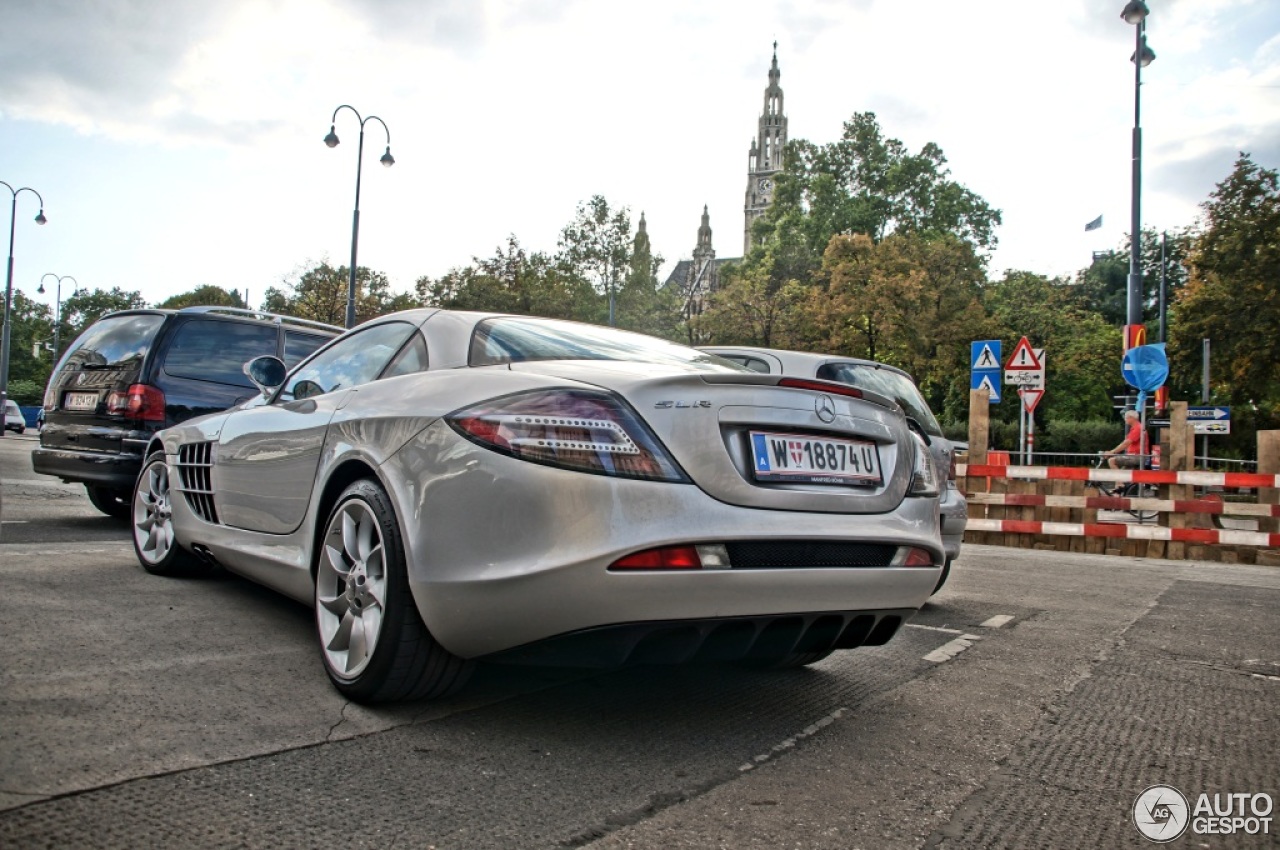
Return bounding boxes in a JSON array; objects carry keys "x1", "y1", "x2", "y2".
[
  {"x1": 817, "y1": 362, "x2": 943, "y2": 436},
  {"x1": 57, "y1": 313, "x2": 165, "y2": 371},
  {"x1": 470, "y1": 317, "x2": 747, "y2": 372}
]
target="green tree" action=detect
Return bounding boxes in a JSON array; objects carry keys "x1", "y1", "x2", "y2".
[
  {"x1": 1168, "y1": 153, "x2": 1280, "y2": 428},
  {"x1": 262, "y1": 262, "x2": 399, "y2": 326},
  {"x1": 557, "y1": 196, "x2": 632, "y2": 325},
  {"x1": 695, "y1": 248, "x2": 809, "y2": 348},
  {"x1": 156, "y1": 285, "x2": 247, "y2": 310},
  {"x1": 3, "y1": 290, "x2": 55, "y2": 396},
  {"x1": 616, "y1": 215, "x2": 681, "y2": 339},
  {"x1": 419, "y1": 235, "x2": 597, "y2": 321},
  {"x1": 60, "y1": 287, "x2": 148, "y2": 341},
  {"x1": 1078, "y1": 228, "x2": 1192, "y2": 328}
]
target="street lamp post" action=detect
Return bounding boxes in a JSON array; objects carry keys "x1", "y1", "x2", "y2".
[
  {"x1": 323, "y1": 105, "x2": 395, "y2": 329},
  {"x1": 1121, "y1": 1, "x2": 1155, "y2": 344},
  {"x1": 1, "y1": 181, "x2": 48, "y2": 438},
  {"x1": 37, "y1": 273, "x2": 79, "y2": 361}
]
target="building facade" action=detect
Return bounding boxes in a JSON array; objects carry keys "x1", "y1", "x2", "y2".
[{"x1": 743, "y1": 43, "x2": 788, "y2": 255}]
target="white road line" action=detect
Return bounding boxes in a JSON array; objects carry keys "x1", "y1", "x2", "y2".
[
  {"x1": 980, "y1": 614, "x2": 1015, "y2": 629},
  {"x1": 906, "y1": 623, "x2": 966, "y2": 635},
  {"x1": 923, "y1": 634, "x2": 982, "y2": 663},
  {"x1": 738, "y1": 707, "x2": 848, "y2": 772}
]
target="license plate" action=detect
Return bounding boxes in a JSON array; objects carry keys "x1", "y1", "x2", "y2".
[
  {"x1": 750, "y1": 431, "x2": 882, "y2": 485},
  {"x1": 63, "y1": 391, "x2": 99, "y2": 411}
]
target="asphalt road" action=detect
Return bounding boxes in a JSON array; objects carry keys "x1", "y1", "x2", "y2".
[{"x1": 2, "y1": 433, "x2": 1278, "y2": 848}]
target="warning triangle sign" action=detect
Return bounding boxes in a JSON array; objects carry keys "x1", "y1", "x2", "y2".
[
  {"x1": 975, "y1": 373, "x2": 1000, "y2": 401},
  {"x1": 973, "y1": 344, "x2": 1000, "y2": 370},
  {"x1": 1020, "y1": 388, "x2": 1044, "y2": 412},
  {"x1": 1006, "y1": 336, "x2": 1042, "y2": 370}
]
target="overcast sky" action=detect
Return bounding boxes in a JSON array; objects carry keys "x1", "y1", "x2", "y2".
[{"x1": 3, "y1": 0, "x2": 1278, "y2": 313}]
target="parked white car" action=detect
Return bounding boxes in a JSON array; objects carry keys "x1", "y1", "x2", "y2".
[{"x1": 4, "y1": 399, "x2": 26, "y2": 434}]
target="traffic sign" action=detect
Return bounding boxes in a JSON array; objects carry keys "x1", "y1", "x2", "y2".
[
  {"x1": 971, "y1": 340, "x2": 1001, "y2": 371},
  {"x1": 1019, "y1": 388, "x2": 1044, "y2": 413},
  {"x1": 971, "y1": 372, "x2": 1001, "y2": 403},
  {"x1": 1006, "y1": 336, "x2": 1041, "y2": 371},
  {"x1": 1006, "y1": 348, "x2": 1045, "y2": 388},
  {"x1": 1189, "y1": 406, "x2": 1230, "y2": 435},
  {"x1": 1121, "y1": 343, "x2": 1169, "y2": 391}
]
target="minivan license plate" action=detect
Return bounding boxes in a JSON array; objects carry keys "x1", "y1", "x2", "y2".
[
  {"x1": 750, "y1": 431, "x2": 881, "y2": 485},
  {"x1": 63, "y1": 391, "x2": 98, "y2": 411}
]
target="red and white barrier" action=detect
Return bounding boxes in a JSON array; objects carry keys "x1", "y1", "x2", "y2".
[
  {"x1": 964, "y1": 492, "x2": 1280, "y2": 517},
  {"x1": 957, "y1": 464, "x2": 1280, "y2": 490},
  {"x1": 966, "y1": 518, "x2": 1280, "y2": 547}
]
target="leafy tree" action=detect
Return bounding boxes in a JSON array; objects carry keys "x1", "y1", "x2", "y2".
[
  {"x1": 418, "y1": 235, "x2": 597, "y2": 321},
  {"x1": 60, "y1": 287, "x2": 148, "y2": 341},
  {"x1": 1077, "y1": 228, "x2": 1192, "y2": 329},
  {"x1": 694, "y1": 249, "x2": 809, "y2": 348},
  {"x1": 982, "y1": 271, "x2": 1121, "y2": 424},
  {"x1": 557, "y1": 196, "x2": 632, "y2": 325},
  {"x1": 1168, "y1": 153, "x2": 1280, "y2": 428},
  {"x1": 616, "y1": 215, "x2": 681, "y2": 339},
  {"x1": 3, "y1": 290, "x2": 55, "y2": 390},
  {"x1": 262, "y1": 262, "x2": 399, "y2": 327},
  {"x1": 156, "y1": 285, "x2": 247, "y2": 310}
]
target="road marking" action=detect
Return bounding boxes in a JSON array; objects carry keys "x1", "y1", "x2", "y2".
[
  {"x1": 1, "y1": 520, "x2": 29, "y2": 524},
  {"x1": 923, "y1": 634, "x2": 982, "y2": 663},
  {"x1": 738, "y1": 707, "x2": 848, "y2": 772},
  {"x1": 980, "y1": 614, "x2": 1015, "y2": 629},
  {"x1": 906, "y1": 623, "x2": 965, "y2": 635}
]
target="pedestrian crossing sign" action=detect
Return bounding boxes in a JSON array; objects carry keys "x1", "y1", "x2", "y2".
[{"x1": 971, "y1": 340, "x2": 1001, "y2": 371}]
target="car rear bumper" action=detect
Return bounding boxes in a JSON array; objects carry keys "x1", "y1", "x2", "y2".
[{"x1": 31, "y1": 445, "x2": 144, "y2": 490}]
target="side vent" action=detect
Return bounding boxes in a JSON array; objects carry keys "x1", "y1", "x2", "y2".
[{"x1": 176, "y1": 442, "x2": 219, "y2": 524}]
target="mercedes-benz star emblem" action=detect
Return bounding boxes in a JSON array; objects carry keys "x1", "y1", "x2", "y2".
[{"x1": 816, "y1": 394, "x2": 836, "y2": 423}]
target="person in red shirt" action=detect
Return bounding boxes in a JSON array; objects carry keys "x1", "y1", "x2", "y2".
[{"x1": 1105, "y1": 409, "x2": 1148, "y2": 469}]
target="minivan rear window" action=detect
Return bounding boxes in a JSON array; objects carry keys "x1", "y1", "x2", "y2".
[
  {"x1": 163, "y1": 319, "x2": 278, "y2": 387},
  {"x1": 59, "y1": 314, "x2": 166, "y2": 371},
  {"x1": 284, "y1": 330, "x2": 333, "y2": 366}
]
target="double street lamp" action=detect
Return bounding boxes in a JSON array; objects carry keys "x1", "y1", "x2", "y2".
[
  {"x1": 323, "y1": 105, "x2": 395, "y2": 329},
  {"x1": 1, "y1": 180, "x2": 48, "y2": 437},
  {"x1": 37, "y1": 273, "x2": 79, "y2": 361},
  {"x1": 1121, "y1": 1, "x2": 1156, "y2": 339}
]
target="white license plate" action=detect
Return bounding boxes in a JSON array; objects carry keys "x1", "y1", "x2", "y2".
[
  {"x1": 63, "y1": 391, "x2": 99, "y2": 411},
  {"x1": 750, "y1": 431, "x2": 882, "y2": 485}
]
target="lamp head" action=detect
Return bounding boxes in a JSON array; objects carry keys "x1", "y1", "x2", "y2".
[
  {"x1": 323, "y1": 125, "x2": 340, "y2": 148},
  {"x1": 37, "y1": 283, "x2": 45, "y2": 294},
  {"x1": 1131, "y1": 43, "x2": 1156, "y2": 67},
  {"x1": 35, "y1": 209, "x2": 47, "y2": 225},
  {"x1": 380, "y1": 146, "x2": 395, "y2": 167},
  {"x1": 1120, "y1": 1, "x2": 1148, "y2": 24}
]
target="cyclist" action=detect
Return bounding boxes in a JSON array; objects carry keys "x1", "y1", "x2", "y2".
[{"x1": 1104, "y1": 409, "x2": 1148, "y2": 469}]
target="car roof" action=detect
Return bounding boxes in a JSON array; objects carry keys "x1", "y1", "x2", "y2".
[{"x1": 700, "y1": 345, "x2": 916, "y2": 381}]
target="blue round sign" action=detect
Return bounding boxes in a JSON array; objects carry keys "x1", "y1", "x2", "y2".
[{"x1": 1121, "y1": 343, "x2": 1169, "y2": 392}]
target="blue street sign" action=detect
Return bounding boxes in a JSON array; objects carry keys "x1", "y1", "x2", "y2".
[
  {"x1": 971, "y1": 371, "x2": 1001, "y2": 403},
  {"x1": 971, "y1": 340, "x2": 1001, "y2": 371},
  {"x1": 1121, "y1": 343, "x2": 1169, "y2": 392}
]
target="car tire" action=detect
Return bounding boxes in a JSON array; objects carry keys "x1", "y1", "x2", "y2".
[
  {"x1": 315, "y1": 479, "x2": 473, "y2": 704},
  {"x1": 132, "y1": 452, "x2": 205, "y2": 576},
  {"x1": 87, "y1": 485, "x2": 133, "y2": 520},
  {"x1": 931, "y1": 558, "x2": 952, "y2": 595}
]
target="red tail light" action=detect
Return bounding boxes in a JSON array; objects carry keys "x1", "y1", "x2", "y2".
[
  {"x1": 447, "y1": 389, "x2": 688, "y2": 483},
  {"x1": 610, "y1": 546, "x2": 703, "y2": 570},
  {"x1": 106, "y1": 384, "x2": 166, "y2": 422},
  {"x1": 778, "y1": 377, "x2": 863, "y2": 399}
]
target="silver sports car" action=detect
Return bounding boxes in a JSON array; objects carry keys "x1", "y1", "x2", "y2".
[
  {"x1": 131, "y1": 310, "x2": 945, "y2": 703},
  {"x1": 700, "y1": 346, "x2": 967, "y2": 593}
]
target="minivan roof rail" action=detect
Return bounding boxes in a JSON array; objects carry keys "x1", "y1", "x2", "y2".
[{"x1": 177, "y1": 306, "x2": 343, "y2": 333}]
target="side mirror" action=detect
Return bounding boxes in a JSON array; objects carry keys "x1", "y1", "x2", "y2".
[{"x1": 244, "y1": 355, "x2": 287, "y2": 399}]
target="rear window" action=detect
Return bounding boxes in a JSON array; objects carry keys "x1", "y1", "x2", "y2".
[
  {"x1": 816, "y1": 363, "x2": 942, "y2": 436},
  {"x1": 162, "y1": 319, "x2": 278, "y2": 387},
  {"x1": 58, "y1": 314, "x2": 166, "y2": 372},
  {"x1": 470, "y1": 317, "x2": 742, "y2": 371},
  {"x1": 284, "y1": 330, "x2": 333, "y2": 366}
]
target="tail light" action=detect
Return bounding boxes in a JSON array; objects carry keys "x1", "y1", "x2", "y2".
[
  {"x1": 892, "y1": 547, "x2": 936, "y2": 567},
  {"x1": 906, "y1": 432, "x2": 939, "y2": 497},
  {"x1": 446, "y1": 389, "x2": 689, "y2": 483},
  {"x1": 778, "y1": 377, "x2": 863, "y2": 399},
  {"x1": 106, "y1": 384, "x2": 166, "y2": 422}
]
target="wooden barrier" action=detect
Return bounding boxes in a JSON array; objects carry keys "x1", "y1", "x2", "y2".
[{"x1": 956, "y1": 416, "x2": 1280, "y2": 564}]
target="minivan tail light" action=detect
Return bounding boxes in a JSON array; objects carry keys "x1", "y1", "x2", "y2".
[{"x1": 106, "y1": 384, "x2": 166, "y2": 422}]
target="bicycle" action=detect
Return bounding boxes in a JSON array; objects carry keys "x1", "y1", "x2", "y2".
[{"x1": 1091, "y1": 453, "x2": 1159, "y2": 522}]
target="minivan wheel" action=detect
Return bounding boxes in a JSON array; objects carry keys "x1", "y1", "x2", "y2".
[
  {"x1": 132, "y1": 453, "x2": 203, "y2": 576},
  {"x1": 86, "y1": 485, "x2": 132, "y2": 520}
]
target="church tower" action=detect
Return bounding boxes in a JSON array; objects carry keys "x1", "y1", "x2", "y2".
[{"x1": 744, "y1": 43, "x2": 787, "y2": 254}]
